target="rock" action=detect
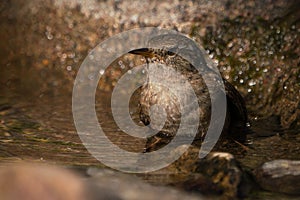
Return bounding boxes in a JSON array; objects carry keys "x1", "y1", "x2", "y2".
[
  {"x1": 254, "y1": 159, "x2": 300, "y2": 195},
  {"x1": 0, "y1": 162, "x2": 206, "y2": 200},
  {"x1": 167, "y1": 145, "x2": 248, "y2": 198},
  {"x1": 171, "y1": 173, "x2": 223, "y2": 196},
  {"x1": 87, "y1": 168, "x2": 204, "y2": 200},
  {"x1": 195, "y1": 152, "x2": 244, "y2": 198},
  {"x1": 0, "y1": 163, "x2": 87, "y2": 200}
]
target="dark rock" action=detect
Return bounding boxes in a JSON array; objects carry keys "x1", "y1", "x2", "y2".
[
  {"x1": 196, "y1": 152, "x2": 244, "y2": 198},
  {"x1": 254, "y1": 159, "x2": 300, "y2": 195},
  {"x1": 166, "y1": 145, "x2": 248, "y2": 198}
]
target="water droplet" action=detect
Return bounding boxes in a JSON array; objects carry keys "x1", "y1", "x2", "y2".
[
  {"x1": 276, "y1": 29, "x2": 281, "y2": 34},
  {"x1": 130, "y1": 14, "x2": 138, "y2": 23},
  {"x1": 88, "y1": 73, "x2": 95, "y2": 80},
  {"x1": 247, "y1": 88, "x2": 252, "y2": 92},
  {"x1": 283, "y1": 85, "x2": 288, "y2": 90},
  {"x1": 101, "y1": 43, "x2": 107, "y2": 49},
  {"x1": 89, "y1": 54, "x2": 94, "y2": 60},
  {"x1": 227, "y1": 42, "x2": 233, "y2": 48},
  {"x1": 66, "y1": 66, "x2": 72, "y2": 71},
  {"x1": 55, "y1": 44, "x2": 61, "y2": 51},
  {"x1": 239, "y1": 79, "x2": 244, "y2": 84},
  {"x1": 245, "y1": 139, "x2": 253, "y2": 145},
  {"x1": 68, "y1": 52, "x2": 75, "y2": 58},
  {"x1": 129, "y1": 62, "x2": 134, "y2": 68},
  {"x1": 99, "y1": 69, "x2": 105, "y2": 75},
  {"x1": 107, "y1": 47, "x2": 113, "y2": 53},
  {"x1": 263, "y1": 68, "x2": 268, "y2": 73},
  {"x1": 248, "y1": 80, "x2": 256, "y2": 86},
  {"x1": 46, "y1": 33, "x2": 53, "y2": 40}
]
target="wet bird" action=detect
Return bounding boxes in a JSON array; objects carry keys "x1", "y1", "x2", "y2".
[{"x1": 129, "y1": 34, "x2": 249, "y2": 152}]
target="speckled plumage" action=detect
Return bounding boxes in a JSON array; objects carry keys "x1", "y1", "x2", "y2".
[{"x1": 130, "y1": 34, "x2": 249, "y2": 152}]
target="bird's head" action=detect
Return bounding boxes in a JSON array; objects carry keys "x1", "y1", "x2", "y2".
[
  {"x1": 128, "y1": 34, "x2": 208, "y2": 73},
  {"x1": 129, "y1": 47, "x2": 177, "y2": 61}
]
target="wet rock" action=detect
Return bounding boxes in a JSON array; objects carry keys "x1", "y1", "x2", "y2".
[
  {"x1": 200, "y1": 6, "x2": 300, "y2": 129},
  {"x1": 87, "y1": 168, "x2": 204, "y2": 200},
  {"x1": 172, "y1": 173, "x2": 223, "y2": 196},
  {"x1": 254, "y1": 159, "x2": 300, "y2": 195},
  {"x1": 166, "y1": 145, "x2": 248, "y2": 198},
  {"x1": 196, "y1": 152, "x2": 244, "y2": 198}
]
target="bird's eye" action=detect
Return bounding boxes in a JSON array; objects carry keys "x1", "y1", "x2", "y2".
[
  {"x1": 167, "y1": 51, "x2": 176, "y2": 56},
  {"x1": 167, "y1": 46, "x2": 177, "y2": 56}
]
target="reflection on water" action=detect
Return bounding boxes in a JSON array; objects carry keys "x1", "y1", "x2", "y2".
[{"x1": 0, "y1": 88, "x2": 95, "y2": 165}]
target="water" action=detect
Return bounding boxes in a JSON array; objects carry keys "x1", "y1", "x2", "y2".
[{"x1": 0, "y1": 50, "x2": 299, "y2": 172}]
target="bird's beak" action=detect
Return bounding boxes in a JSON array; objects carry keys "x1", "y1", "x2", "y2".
[{"x1": 129, "y1": 48, "x2": 155, "y2": 58}]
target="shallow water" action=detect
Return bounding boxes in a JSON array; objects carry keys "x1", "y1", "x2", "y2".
[
  {"x1": 0, "y1": 52, "x2": 299, "y2": 171},
  {"x1": 1, "y1": 78, "x2": 299, "y2": 200}
]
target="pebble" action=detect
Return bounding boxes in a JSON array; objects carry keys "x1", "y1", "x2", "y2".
[{"x1": 254, "y1": 159, "x2": 300, "y2": 195}]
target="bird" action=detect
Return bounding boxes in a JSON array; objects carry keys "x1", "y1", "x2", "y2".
[{"x1": 129, "y1": 34, "x2": 249, "y2": 152}]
